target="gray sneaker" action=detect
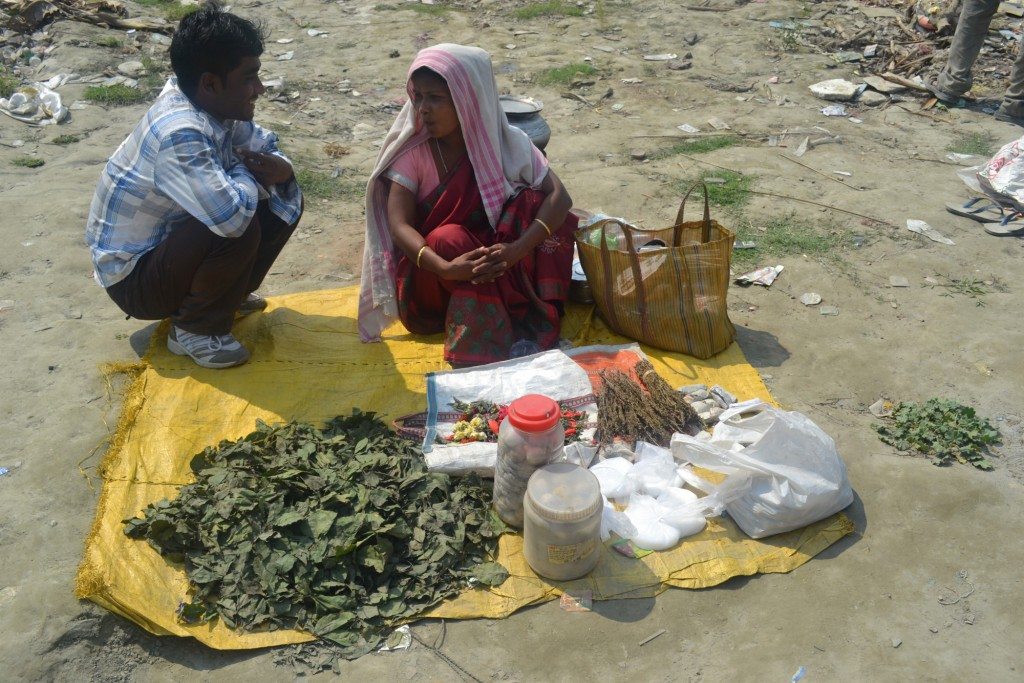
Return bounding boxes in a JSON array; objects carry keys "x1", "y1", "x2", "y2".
[
  {"x1": 167, "y1": 326, "x2": 250, "y2": 369},
  {"x1": 237, "y1": 292, "x2": 268, "y2": 316}
]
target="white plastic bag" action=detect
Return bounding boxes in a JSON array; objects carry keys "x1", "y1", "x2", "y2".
[
  {"x1": 623, "y1": 492, "x2": 708, "y2": 551},
  {"x1": 671, "y1": 400, "x2": 854, "y2": 539},
  {"x1": 627, "y1": 442, "x2": 683, "y2": 497},
  {"x1": 589, "y1": 457, "x2": 634, "y2": 500}
]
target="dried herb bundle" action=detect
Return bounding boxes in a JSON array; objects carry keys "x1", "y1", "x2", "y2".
[
  {"x1": 123, "y1": 411, "x2": 507, "y2": 658},
  {"x1": 596, "y1": 361, "x2": 703, "y2": 447}
]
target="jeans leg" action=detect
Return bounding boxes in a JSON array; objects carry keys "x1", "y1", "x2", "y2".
[
  {"x1": 936, "y1": 0, "x2": 1000, "y2": 98},
  {"x1": 105, "y1": 213, "x2": 260, "y2": 336},
  {"x1": 1000, "y1": 42, "x2": 1024, "y2": 117},
  {"x1": 246, "y1": 200, "x2": 301, "y2": 293}
]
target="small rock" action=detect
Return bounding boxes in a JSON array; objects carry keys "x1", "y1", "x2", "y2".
[
  {"x1": 858, "y1": 90, "x2": 889, "y2": 107},
  {"x1": 863, "y1": 44, "x2": 879, "y2": 58},
  {"x1": 833, "y1": 51, "x2": 862, "y2": 63},
  {"x1": 800, "y1": 292, "x2": 822, "y2": 306},
  {"x1": 819, "y1": 305, "x2": 840, "y2": 316},
  {"x1": 683, "y1": 32, "x2": 701, "y2": 45},
  {"x1": 862, "y1": 75, "x2": 907, "y2": 94},
  {"x1": 630, "y1": 149, "x2": 648, "y2": 161},
  {"x1": 666, "y1": 60, "x2": 692, "y2": 71},
  {"x1": 809, "y1": 78, "x2": 860, "y2": 101},
  {"x1": 891, "y1": 638, "x2": 902, "y2": 648},
  {"x1": 889, "y1": 275, "x2": 910, "y2": 287},
  {"x1": 929, "y1": 627, "x2": 939, "y2": 634},
  {"x1": 707, "y1": 117, "x2": 730, "y2": 130},
  {"x1": 678, "y1": 383, "x2": 708, "y2": 394},
  {"x1": 117, "y1": 60, "x2": 146, "y2": 77},
  {"x1": 64, "y1": 309, "x2": 83, "y2": 320},
  {"x1": 306, "y1": 29, "x2": 328, "y2": 37},
  {"x1": 611, "y1": 103, "x2": 625, "y2": 111},
  {"x1": 388, "y1": 50, "x2": 400, "y2": 58},
  {"x1": 49, "y1": 520, "x2": 58, "y2": 527},
  {"x1": 710, "y1": 385, "x2": 736, "y2": 407}
]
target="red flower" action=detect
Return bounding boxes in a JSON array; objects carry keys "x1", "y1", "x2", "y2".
[{"x1": 488, "y1": 419, "x2": 500, "y2": 435}]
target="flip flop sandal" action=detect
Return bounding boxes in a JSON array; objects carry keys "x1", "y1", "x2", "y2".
[
  {"x1": 945, "y1": 197, "x2": 1009, "y2": 223},
  {"x1": 985, "y1": 212, "x2": 1024, "y2": 236}
]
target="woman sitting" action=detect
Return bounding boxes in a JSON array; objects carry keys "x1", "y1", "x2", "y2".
[{"x1": 358, "y1": 43, "x2": 578, "y2": 366}]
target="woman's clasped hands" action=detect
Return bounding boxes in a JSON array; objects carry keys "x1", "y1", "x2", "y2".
[{"x1": 443, "y1": 241, "x2": 526, "y2": 284}]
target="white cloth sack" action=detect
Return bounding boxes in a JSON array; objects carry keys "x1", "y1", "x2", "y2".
[{"x1": 671, "y1": 400, "x2": 854, "y2": 539}]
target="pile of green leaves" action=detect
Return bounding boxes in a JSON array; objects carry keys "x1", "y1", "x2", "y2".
[
  {"x1": 124, "y1": 411, "x2": 507, "y2": 658},
  {"x1": 873, "y1": 398, "x2": 1001, "y2": 470}
]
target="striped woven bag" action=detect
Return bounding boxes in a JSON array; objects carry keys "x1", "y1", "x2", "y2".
[{"x1": 574, "y1": 183, "x2": 736, "y2": 358}]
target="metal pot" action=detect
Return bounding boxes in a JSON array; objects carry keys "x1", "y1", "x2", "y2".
[{"x1": 500, "y1": 95, "x2": 551, "y2": 151}]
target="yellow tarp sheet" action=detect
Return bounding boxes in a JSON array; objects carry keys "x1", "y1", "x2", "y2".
[{"x1": 76, "y1": 286, "x2": 853, "y2": 649}]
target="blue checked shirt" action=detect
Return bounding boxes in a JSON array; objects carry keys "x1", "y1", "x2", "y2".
[{"x1": 86, "y1": 78, "x2": 302, "y2": 287}]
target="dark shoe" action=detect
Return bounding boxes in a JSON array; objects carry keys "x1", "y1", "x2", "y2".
[
  {"x1": 984, "y1": 212, "x2": 1024, "y2": 236},
  {"x1": 994, "y1": 110, "x2": 1024, "y2": 127},
  {"x1": 928, "y1": 84, "x2": 967, "y2": 108},
  {"x1": 237, "y1": 292, "x2": 268, "y2": 316},
  {"x1": 509, "y1": 339, "x2": 541, "y2": 359}
]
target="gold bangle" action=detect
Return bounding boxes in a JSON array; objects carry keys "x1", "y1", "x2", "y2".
[
  {"x1": 416, "y1": 245, "x2": 429, "y2": 268},
  {"x1": 535, "y1": 218, "x2": 553, "y2": 237}
]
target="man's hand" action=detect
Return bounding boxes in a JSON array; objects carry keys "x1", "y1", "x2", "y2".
[{"x1": 236, "y1": 149, "x2": 294, "y2": 187}]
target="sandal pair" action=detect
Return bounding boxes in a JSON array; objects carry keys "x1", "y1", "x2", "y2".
[{"x1": 946, "y1": 197, "x2": 1024, "y2": 236}]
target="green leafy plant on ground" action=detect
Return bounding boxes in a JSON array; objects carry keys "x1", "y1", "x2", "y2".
[
  {"x1": 926, "y1": 273, "x2": 1006, "y2": 306},
  {"x1": 84, "y1": 84, "x2": 148, "y2": 105},
  {"x1": 946, "y1": 131, "x2": 996, "y2": 157},
  {"x1": 537, "y1": 62, "x2": 597, "y2": 87},
  {"x1": 95, "y1": 36, "x2": 123, "y2": 48},
  {"x1": 295, "y1": 168, "x2": 364, "y2": 201},
  {"x1": 11, "y1": 156, "x2": 44, "y2": 168},
  {"x1": 651, "y1": 135, "x2": 740, "y2": 160},
  {"x1": 731, "y1": 214, "x2": 843, "y2": 268},
  {"x1": 512, "y1": 1, "x2": 584, "y2": 19},
  {"x1": 0, "y1": 68, "x2": 18, "y2": 98},
  {"x1": 873, "y1": 398, "x2": 1000, "y2": 470},
  {"x1": 52, "y1": 134, "x2": 81, "y2": 145},
  {"x1": 123, "y1": 412, "x2": 507, "y2": 658},
  {"x1": 678, "y1": 170, "x2": 752, "y2": 209}
]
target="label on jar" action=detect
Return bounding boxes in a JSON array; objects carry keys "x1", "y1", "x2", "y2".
[{"x1": 546, "y1": 539, "x2": 597, "y2": 565}]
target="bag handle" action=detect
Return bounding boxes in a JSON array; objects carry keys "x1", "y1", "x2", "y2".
[
  {"x1": 591, "y1": 217, "x2": 653, "y2": 342},
  {"x1": 673, "y1": 181, "x2": 713, "y2": 244}
]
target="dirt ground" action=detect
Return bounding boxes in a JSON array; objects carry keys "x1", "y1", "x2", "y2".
[{"x1": 2, "y1": 0, "x2": 1023, "y2": 680}]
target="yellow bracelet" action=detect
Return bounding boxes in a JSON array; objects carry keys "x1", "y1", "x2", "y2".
[
  {"x1": 416, "y1": 245, "x2": 429, "y2": 268},
  {"x1": 535, "y1": 218, "x2": 553, "y2": 237}
]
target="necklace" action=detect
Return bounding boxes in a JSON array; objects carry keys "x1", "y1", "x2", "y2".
[{"x1": 434, "y1": 137, "x2": 448, "y2": 176}]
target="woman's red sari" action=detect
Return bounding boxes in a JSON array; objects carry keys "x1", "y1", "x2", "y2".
[{"x1": 395, "y1": 157, "x2": 578, "y2": 366}]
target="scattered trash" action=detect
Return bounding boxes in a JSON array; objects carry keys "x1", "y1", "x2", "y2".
[
  {"x1": 643, "y1": 53, "x2": 677, "y2": 61},
  {"x1": 707, "y1": 117, "x2": 730, "y2": 130},
  {"x1": 819, "y1": 305, "x2": 840, "y2": 316},
  {"x1": 946, "y1": 152, "x2": 986, "y2": 164},
  {"x1": 891, "y1": 638, "x2": 902, "y2": 648},
  {"x1": 930, "y1": 626, "x2": 939, "y2": 633},
  {"x1": 734, "y1": 240, "x2": 756, "y2": 249},
  {"x1": 889, "y1": 276, "x2": 910, "y2": 287},
  {"x1": 868, "y1": 398, "x2": 894, "y2": 418},
  {"x1": 277, "y1": 51, "x2": 294, "y2": 61},
  {"x1": 609, "y1": 538, "x2": 652, "y2": 558},
  {"x1": 307, "y1": 29, "x2": 329, "y2": 37},
  {"x1": 735, "y1": 265, "x2": 784, "y2": 287},
  {"x1": 821, "y1": 104, "x2": 848, "y2": 117},
  {"x1": 559, "y1": 590, "x2": 593, "y2": 612},
  {"x1": 0, "y1": 467, "x2": 9, "y2": 477},
  {"x1": 833, "y1": 51, "x2": 862, "y2": 63},
  {"x1": 639, "y1": 629, "x2": 667, "y2": 646},
  {"x1": 704, "y1": 176, "x2": 727, "y2": 185},
  {"x1": 800, "y1": 292, "x2": 822, "y2": 306},
  {"x1": 832, "y1": 170, "x2": 853, "y2": 177},
  {"x1": 621, "y1": 78, "x2": 643, "y2": 84},
  {"x1": 0, "y1": 300, "x2": 15, "y2": 313},
  {"x1": 848, "y1": 117, "x2": 863, "y2": 124},
  {"x1": 906, "y1": 219, "x2": 955, "y2": 245},
  {"x1": 769, "y1": 20, "x2": 799, "y2": 29},
  {"x1": 792, "y1": 667, "x2": 808, "y2": 683},
  {"x1": 677, "y1": 123, "x2": 700, "y2": 133},
  {"x1": 793, "y1": 136, "x2": 810, "y2": 157},
  {"x1": 276, "y1": 38, "x2": 294, "y2": 44},
  {"x1": 0, "y1": 82, "x2": 68, "y2": 126},
  {"x1": 809, "y1": 78, "x2": 860, "y2": 101},
  {"x1": 379, "y1": 625, "x2": 412, "y2": 651}
]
